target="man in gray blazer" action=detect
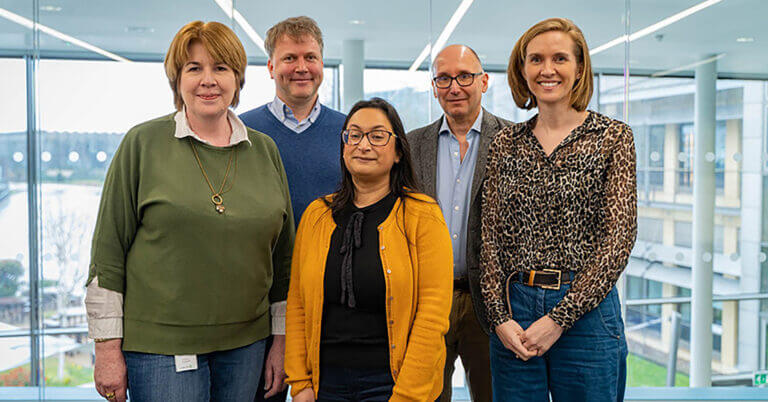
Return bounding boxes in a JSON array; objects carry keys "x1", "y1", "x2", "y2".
[{"x1": 407, "y1": 44, "x2": 511, "y2": 402}]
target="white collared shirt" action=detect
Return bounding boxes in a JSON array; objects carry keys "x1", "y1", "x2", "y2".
[{"x1": 174, "y1": 107, "x2": 252, "y2": 146}]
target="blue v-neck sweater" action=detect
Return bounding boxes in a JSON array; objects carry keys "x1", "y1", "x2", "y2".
[{"x1": 240, "y1": 104, "x2": 346, "y2": 225}]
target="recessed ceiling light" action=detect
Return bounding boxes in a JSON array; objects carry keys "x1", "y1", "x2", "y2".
[
  {"x1": 212, "y1": 0, "x2": 267, "y2": 56},
  {"x1": 348, "y1": 20, "x2": 365, "y2": 25},
  {"x1": 40, "y1": 5, "x2": 62, "y2": 12},
  {"x1": 409, "y1": 0, "x2": 475, "y2": 71},
  {"x1": 591, "y1": 0, "x2": 722, "y2": 55},
  {"x1": 0, "y1": 7, "x2": 130, "y2": 62},
  {"x1": 736, "y1": 37, "x2": 755, "y2": 43},
  {"x1": 125, "y1": 26, "x2": 155, "y2": 34}
]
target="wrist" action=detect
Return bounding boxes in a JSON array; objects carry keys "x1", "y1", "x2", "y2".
[{"x1": 95, "y1": 338, "x2": 122, "y2": 351}]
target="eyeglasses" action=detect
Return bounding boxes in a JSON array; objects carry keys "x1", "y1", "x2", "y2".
[
  {"x1": 432, "y1": 72, "x2": 483, "y2": 89},
  {"x1": 342, "y1": 129, "x2": 397, "y2": 147}
]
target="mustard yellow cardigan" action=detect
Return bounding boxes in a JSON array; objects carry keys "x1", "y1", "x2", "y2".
[{"x1": 285, "y1": 192, "x2": 453, "y2": 401}]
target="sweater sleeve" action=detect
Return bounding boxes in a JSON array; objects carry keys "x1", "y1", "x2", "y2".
[
  {"x1": 268, "y1": 139, "x2": 296, "y2": 304},
  {"x1": 390, "y1": 205, "x2": 453, "y2": 402},
  {"x1": 86, "y1": 128, "x2": 142, "y2": 294},
  {"x1": 548, "y1": 122, "x2": 638, "y2": 329},
  {"x1": 285, "y1": 202, "x2": 315, "y2": 397}
]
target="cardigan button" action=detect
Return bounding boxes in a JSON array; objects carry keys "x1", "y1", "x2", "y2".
[
  {"x1": 389, "y1": 320, "x2": 394, "y2": 325},
  {"x1": 391, "y1": 344, "x2": 396, "y2": 349},
  {"x1": 387, "y1": 270, "x2": 392, "y2": 274},
  {"x1": 381, "y1": 246, "x2": 385, "y2": 250}
]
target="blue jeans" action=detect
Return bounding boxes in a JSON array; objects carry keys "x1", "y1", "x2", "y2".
[
  {"x1": 124, "y1": 339, "x2": 266, "y2": 402},
  {"x1": 490, "y1": 283, "x2": 627, "y2": 402},
  {"x1": 316, "y1": 364, "x2": 394, "y2": 402}
]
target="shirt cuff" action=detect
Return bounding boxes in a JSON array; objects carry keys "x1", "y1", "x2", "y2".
[
  {"x1": 271, "y1": 301, "x2": 287, "y2": 335},
  {"x1": 87, "y1": 317, "x2": 123, "y2": 339},
  {"x1": 85, "y1": 276, "x2": 124, "y2": 339}
]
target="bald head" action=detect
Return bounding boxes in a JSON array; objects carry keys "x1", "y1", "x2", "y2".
[
  {"x1": 431, "y1": 44, "x2": 488, "y2": 124},
  {"x1": 432, "y1": 44, "x2": 483, "y2": 75}
]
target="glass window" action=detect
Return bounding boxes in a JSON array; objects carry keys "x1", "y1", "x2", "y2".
[
  {"x1": 637, "y1": 217, "x2": 663, "y2": 243},
  {"x1": 678, "y1": 123, "x2": 694, "y2": 192},
  {"x1": 674, "y1": 221, "x2": 692, "y2": 248},
  {"x1": 364, "y1": 69, "x2": 432, "y2": 131},
  {"x1": 648, "y1": 125, "x2": 665, "y2": 188},
  {"x1": 0, "y1": 57, "x2": 31, "y2": 387}
]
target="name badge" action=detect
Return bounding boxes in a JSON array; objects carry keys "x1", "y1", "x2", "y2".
[{"x1": 174, "y1": 355, "x2": 198, "y2": 372}]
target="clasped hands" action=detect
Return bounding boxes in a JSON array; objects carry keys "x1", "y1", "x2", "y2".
[{"x1": 494, "y1": 315, "x2": 564, "y2": 361}]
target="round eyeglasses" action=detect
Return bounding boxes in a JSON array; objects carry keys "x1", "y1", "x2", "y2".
[
  {"x1": 342, "y1": 129, "x2": 397, "y2": 147},
  {"x1": 432, "y1": 72, "x2": 483, "y2": 89}
]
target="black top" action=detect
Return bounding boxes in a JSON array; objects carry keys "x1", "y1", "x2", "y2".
[{"x1": 320, "y1": 192, "x2": 397, "y2": 368}]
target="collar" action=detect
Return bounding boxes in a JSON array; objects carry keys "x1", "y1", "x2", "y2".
[
  {"x1": 174, "y1": 107, "x2": 251, "y2": 146},
  {"x1": 439, "y1": 108, "x2": 484, "y2": 138},
  {"x1": 269, "y1": 95, "x2": 322, "y2": 124}
]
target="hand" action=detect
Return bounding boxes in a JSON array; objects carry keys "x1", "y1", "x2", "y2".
[
  {"x1": 292, "y1": 388, "x2": 315, "y2": 402},
  {"x1": 495, "y1": 320, "x2": 537, "y2": 361},
  {"x1": 521, "y1": 315, "x2": 564, "y2": 356},
  {"x1": 263, "y1": 335, "x2": 288, "y2": 398},
  {"x1": 94, "y1": 339, "x2": 128, "y2": 402}
]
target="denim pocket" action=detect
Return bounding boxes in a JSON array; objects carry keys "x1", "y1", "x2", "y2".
[
  {"x1": 595, "y1": 288, "x2": 622, "y2": 339},
  {"x1": 505, "y1": 282, "x2": 538, "y2": 326}
]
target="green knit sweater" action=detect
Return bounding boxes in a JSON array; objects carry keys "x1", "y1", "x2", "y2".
[{"x1": 86, "y1": 113, "x2": 295, "y2": 355}]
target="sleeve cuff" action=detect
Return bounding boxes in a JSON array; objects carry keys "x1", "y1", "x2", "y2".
[
  {"x1": 88, "y1": 317, "x2": 123, "y2": 339},
  {"x1": 271, "y1": 301, "x2": 287, "y2": 335},
  {"x1": 85, "y1": 276, "x2": 124, "y2": 339},
  {"x1": 288, "y1": 380, "x2": 313, "y2": 397},
  {"x1": 547, "y1": 307, "x2": 574, "y2": 330}
]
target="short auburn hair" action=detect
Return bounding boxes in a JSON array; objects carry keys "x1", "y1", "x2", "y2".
[
  {"x1": 164, "y1": 21, "x2": 247, "y2": 111},
  {"x1": 264, "y1": 16, "x2": 324, "y2": 58},
  {"x1": 507, "y1": 18, "x2": 593, "y2": 111}
]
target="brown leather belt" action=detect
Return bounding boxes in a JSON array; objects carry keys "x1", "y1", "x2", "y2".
[
  {"x1": 508, "y1": 269, "x2": 575, "y2": 290},
  {"x1": 453, "y1": 278, "x2": 470, "y2": 292}
]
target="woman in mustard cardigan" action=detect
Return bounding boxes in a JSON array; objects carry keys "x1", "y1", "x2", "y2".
[{"x1": 286, "y1": 98, "x2": 453, "y2": 402}]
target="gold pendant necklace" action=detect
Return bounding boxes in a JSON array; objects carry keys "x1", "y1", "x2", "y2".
[{"x1": 188, "y1": 138, "x2": 237, "y2": 214}]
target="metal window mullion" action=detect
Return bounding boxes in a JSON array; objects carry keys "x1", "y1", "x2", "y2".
[
  {"x1": 25, "y1": 53, "x2": 42, "y2": 388},
  {"x1": 618, "y1": 0, "x2": 631, "y2": 324},
  {"x1": 25, "y1": 0, "x2": 42, "y2": 387}
]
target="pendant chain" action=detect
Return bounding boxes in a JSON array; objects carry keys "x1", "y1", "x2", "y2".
[{"x1": 188, "y1": 137, "x2": 238, "y2": 213}]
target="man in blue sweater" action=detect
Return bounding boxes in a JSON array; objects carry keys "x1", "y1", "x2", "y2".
[
  {"x1": 241, "y1": 16, "x2": 345, "y2": 227},
  {"x1": 239, "y1": 16, "x2": 346, "y2": 402}
]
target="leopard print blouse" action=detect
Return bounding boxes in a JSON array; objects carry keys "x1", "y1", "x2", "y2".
[{"x1": 480, "y1": 110, "x2": 637, "y2": 330}]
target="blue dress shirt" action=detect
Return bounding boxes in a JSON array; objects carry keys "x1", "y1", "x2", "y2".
[
  {"x1": 267, "y1": 95, "x2": 322, "y2": 133},
  {"x1": 436, "y1": 109, "x2": 483, "y2": 279}
]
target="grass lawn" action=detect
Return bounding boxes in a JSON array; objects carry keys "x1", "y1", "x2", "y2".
[
  {"x1": 0, "y1": 356, "x2": 93, "y2": 387},
  {"x1": 627, "y1": 353, "x2": 689, "y2": 387},
  {"x1": 42, "y1": 355, "x2": 93, "y2": 386}
]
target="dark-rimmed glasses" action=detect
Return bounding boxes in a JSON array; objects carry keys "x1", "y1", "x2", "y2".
[
  {"x1": 342, "y1": 129, "x2": 397, "y2": 147},
  {"x1": 432, "y1": 72, "x2": 483, "y2": 89}
]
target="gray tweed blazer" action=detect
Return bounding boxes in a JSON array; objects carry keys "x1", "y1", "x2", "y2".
[{"x1": 406, "y1": 108, "x2": 512, "y2": 334}]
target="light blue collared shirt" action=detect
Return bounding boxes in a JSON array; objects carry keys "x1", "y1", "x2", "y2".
[
  {"x1": 436, "y1": 109, "x2": 483, "y2": 279},
  {"x1": 267, "y1": 96, "x2": 322, "y2": 134}
]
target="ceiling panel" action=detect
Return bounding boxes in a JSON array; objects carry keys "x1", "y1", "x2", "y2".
[{"x1": 0, "y1": 0, "x2": 765, "y2": 76}]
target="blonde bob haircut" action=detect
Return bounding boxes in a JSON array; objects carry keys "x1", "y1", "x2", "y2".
[
  {"x1": 507, "y1": 18, "x2": 593, "y2": 111},
  {"x1": 164, "y1": 21, "x2": 247, "y2": 111}
]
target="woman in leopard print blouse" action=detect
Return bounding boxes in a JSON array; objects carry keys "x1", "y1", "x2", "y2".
[{"x1": 480, "y1": 18, "x2": 637, "y2": 402}]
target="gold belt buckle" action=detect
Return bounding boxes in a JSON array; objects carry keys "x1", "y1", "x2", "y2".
[{"x1": 540, "y1": 268, "x2": 561, "y2": 290}]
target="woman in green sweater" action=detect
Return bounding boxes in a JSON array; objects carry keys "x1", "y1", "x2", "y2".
[{"x1": 84, "y1": 21, "x2": 295, "y2": 402}]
